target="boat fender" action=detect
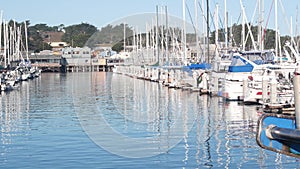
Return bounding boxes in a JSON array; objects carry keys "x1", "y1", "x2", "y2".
[{"x1": 197, "y1": 72, "x2": 204, "y2": 85}]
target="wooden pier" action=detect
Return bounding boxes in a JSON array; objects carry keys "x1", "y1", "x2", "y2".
[{"x1": 29, "y1": 55, "x2": 124, "y2": 72}]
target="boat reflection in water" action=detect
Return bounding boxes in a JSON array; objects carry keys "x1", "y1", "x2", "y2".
[
  {"x1": 192, "y1": 95, "x2": 260, "y2": 168},
  {"x1": 1, "y1": 72, "x2": 298, "y2": 168},
  {"x1": 73, "y1": 72, "x2": 298, "y2": 168},
  {"x1": 73, "y1": 72, "x2": 199, "y2": 158},
  {"x1": 0, "y1": 80, "x2": 30, "y2": 160}
]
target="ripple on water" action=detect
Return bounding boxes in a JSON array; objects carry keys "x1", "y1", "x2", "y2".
[{"x1": 0, "y1": 72, "x2": 299, "y2": 169}]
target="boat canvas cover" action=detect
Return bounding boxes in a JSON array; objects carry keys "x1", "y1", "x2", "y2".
[
  {"x1": 187, "y1": 63, "x2": 211, "y2": 70},
  {"x1": 228, "y1": 55, "x2": 254, "y2": 72}
]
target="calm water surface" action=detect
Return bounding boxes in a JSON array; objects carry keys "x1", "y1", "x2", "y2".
[{"x1": 0, "y1": 72, "x2": 299, "y2": 169}]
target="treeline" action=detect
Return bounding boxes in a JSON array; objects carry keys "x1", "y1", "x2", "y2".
[
  {"x1": 0, "y1": 21, "x2": 98, "y2": 52},
  {"x1": 28, "y1": 22, "x2": 98, "y2": 52},
  {"x1": 27, "y1": 22, "x2": 133, "y2": 52},
  {"x1": 210, "y1": 24, "x2": 297, "y2": 50},
  {"x1": 3, "y1": 20, "x2": 297, "y2": 53}
]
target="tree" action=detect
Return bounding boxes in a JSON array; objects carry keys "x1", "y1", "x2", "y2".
[
  {"x1": 61, "y1": 23, "x2": 97, "y2": 47},
  {"x1": 112, "y1": 42, "x2": 123, "y2": 52},
  {"x1": 85, "y1": 23, "x2": 133, "y2": 48},
  {"x1": 209, "y1": 23, "x2": 280, "y2": 50},
  {"x1": 28, "y1": 23, "x2": 53, "y2": 52}
]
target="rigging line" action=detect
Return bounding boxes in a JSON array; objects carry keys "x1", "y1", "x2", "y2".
[
  {"x1": 209, "y1": 8, "x2": 216, "y2": 32},
  {"x1": 236, "y1": 13, "x2": 241, "y2": 25},
  {"x1": 185, "y1": 3, "x2": 206, "y2": 57},
  {"x1": 197, "y1": 1, "x2": 212, "y2": 32},
  {"x1": 243, "y1": 0, "x2": 259, "y2": 45},
  {"x1": 196, "y1": 1, "x2": 217, "y2": 32},
  {"x1": 227, "y1": 12, "x2": 241, "y2": 48},
  {"x1": 231, "y1": 13, "x2": 241, "y2": 48},
  {"x1": 279, "y1": 0, "x2": 296, "y2": 46},
  {"x1": 185, "y1": 1, "x2": 197, "y2": 34},
  {"x1": 218, "y1": 14, "x2": 226, "y2": 39},
  {"x1": 197, "y1": 1, "x2": 206, "y2": 23},
  {"x1": 244, "y1": 0, "x2": 259, "y2": 45},
  {"x1": 261, "y1": 0, "x2": 275, "y2": 42}
]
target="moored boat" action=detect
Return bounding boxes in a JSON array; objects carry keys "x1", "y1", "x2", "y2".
[
  {"x1": 256, "y1": 65, "x2": 300, "y2": 158},
  {"x1": 222, "y1": 51, "x2": 273, "y2": 101}
]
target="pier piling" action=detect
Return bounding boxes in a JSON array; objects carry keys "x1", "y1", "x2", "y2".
[{"x1": 294, "y1": 65, "x2": 300, "y2": 129}]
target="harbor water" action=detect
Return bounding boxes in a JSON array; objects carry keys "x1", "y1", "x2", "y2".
[{"x1": 0, "y1": 72, "x2": 299, "y2": 168}]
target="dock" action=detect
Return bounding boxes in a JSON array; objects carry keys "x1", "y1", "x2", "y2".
[{"x1": 29, "y1": 54, "x2": 124, "y2": 72}]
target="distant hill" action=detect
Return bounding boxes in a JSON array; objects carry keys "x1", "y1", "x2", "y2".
[{"x1": 4, "y1": 20, "x2": 297, "y2": 53}]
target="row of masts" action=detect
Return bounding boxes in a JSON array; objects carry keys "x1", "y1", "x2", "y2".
[
  {"x1": 124, "y1": 0, "x2": 299, "y2": 67},
  {"x1": 0, "y1": 11, "x2": 29, "y2": 69}
]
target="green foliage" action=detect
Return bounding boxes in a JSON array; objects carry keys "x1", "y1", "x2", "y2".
[
  {"x1": 3, "y1": 19, "x2": 296, "y2": 53},
  {"x1": 209, "y1": 23, "x2": 286, "y2": 50},
  {"x1": 264, "y1": 29, "x2": 276, "y2": 49},
  {"x1": 28, "y1": 22, "x2": 97, "y2": 51},
  {"x1": 28, "y1": 25, "x2": 52, "y2": 52},
  {"x1": 29, "y1": 23, "x2": 59, "y2": 32},
  {"x1": 85, "y1": 23, "x2": 133, "y2": 48},
  {"x1": 61, "y1": 23, "x2": 97, "y2": 47},
  {"x1": 112, "y1": 42, "x2": 123, "y2": 52}
]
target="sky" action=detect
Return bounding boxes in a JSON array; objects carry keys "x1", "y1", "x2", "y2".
[{"x1": 1, "y1": 0, "x2": 300, "y2": 35}]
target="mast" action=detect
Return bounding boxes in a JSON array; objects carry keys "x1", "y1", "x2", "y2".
[
  {"x1": 202, "y1": 0, "x2": 205, "y2": 62},
  {"x1": 206, "y1": 0, "x2": 210, "y2": 63},
  {"x1": 17, "y1": 26, "x2": 22, "y2": 62},
  {"x1": 0, "y1": 11, "x2": 2, "y2": 59},
  {"x1": 123, "y1": 22, "x2": 126, "y2": 52},
  {"x1": 183, "y1": 0, "x2": 187, "y2": 64},
  {"x1": 156, "y1": 5, "x2": 159, "y2": 64},
  {"x1": 242, "y1": 5, "x2": 245, "y2": 51},
  {"x1": 160, "y1": 7, "x2": 164, "y2": 65},
  {"x1": 230, "y1": 16, "x2": 233, "y2": 48},
  {"x1": 291, "y1": 16, "x2": 293, "y2": 45},
  {"x1": 258, "y1": 0, "x2": 261, "y2": 51},
  {"x1": 275, "y1": 0, "x2": 278, "y2": 60},
  {"x1": 215, "y1": 4, "x2": 219, "y2": 57},
  {"x1": 261, "y1": 0, "x2": 264, "y2": 50},
  {"x1": 151, "y1": 24, "x2": 154, "y2": 63},
  {"x1": 257, "y1": 0, "x2": 265, "y2": 50},
  {"x1": 165, "y1": 6, "x2": 169, "y2": 64},
  {"x1": 296, "y1": 5, "x2": 299, "y2": 49},
  {"x1": 24, "y1": 21, "x2": 29, "y2": 61},
  {"x1": 146, "y1": 23, "x2": 149, "y2": 63},
  {"x1": 132, "y1": 28, "x2": 136, "y2": 64},
  {"x1": 9, "y1": 26, "x2": 12, "y2": 66},
  {"x1": 4, "y1": 22, "x2": 8, "y2": 68},
  {"x1": 151, "y1": 20, "x2": 155, "y2": 62},
  {"x1": 139, "y1": 29, "x2": 142, "y2": 61},
  {"x1": 279, "y1": 30, "x2": 282, "y2": 58},
  {"x1": 195, "y1": 0, "x2": 199, "y2": 62},
  {"x1": 12, "y1": 21, "x2": 15, "y2": 62},
  {"x1": 224, "y1": 0, "x2": 228, "y2": 52}
]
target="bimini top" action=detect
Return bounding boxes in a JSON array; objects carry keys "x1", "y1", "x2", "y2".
[
  {"x1": 228, "y1": 50, "x2": 276, "y2": 72},
  {"x1": 228, "y1": 53, "x2": 257, "y2": 72}
]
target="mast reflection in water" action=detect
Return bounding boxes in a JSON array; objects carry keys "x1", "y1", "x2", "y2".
[
  {"x1": 1, "y1": 80, "x2": 30, "y2": 159},
  {"x1": 0, "y1": 72, "x2": 299, "y2": 168},
  {"x1": 73, "y1": 72, "x2": 199, "y2": 158}
]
